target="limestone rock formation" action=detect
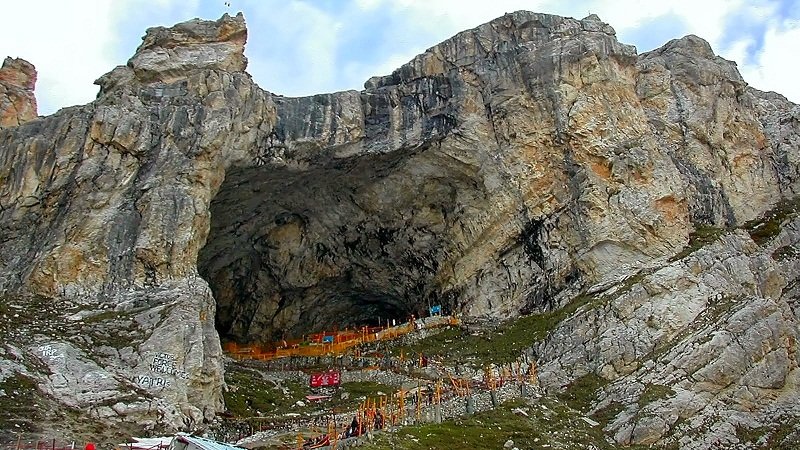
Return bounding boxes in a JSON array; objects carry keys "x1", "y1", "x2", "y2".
[
  {"x1": 0, "y1": 57, "x2": 38, "y2": 128},
  {"x1": 0, "y1": 9, "x2": 798, "y2": 447},
  {"x1": 534, "y1": 213, "x2": 800, "y2": 448},
  {"x1": 0, "y1": 14, "x2": 260, "y2": 438},
  {"x1": 199, "y1": 13, "x2": 799, "y2": 345}
]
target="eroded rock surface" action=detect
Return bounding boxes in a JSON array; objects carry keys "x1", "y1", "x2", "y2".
[
  {"x1": 534, "y1": 213, "x2": 800, "y2": 448},
  {"x1": 1, "y1": 13, "x2": 260, "y2": 438},
  {"x1": 0, "y1": 9, "x2": 798, "y2": 446},
  {"x1": 0, "y1": 57, "x2": 38, "y2": 128},
  {"x1": 199, "y1": 13, "x2": 799, "y2": 345}
]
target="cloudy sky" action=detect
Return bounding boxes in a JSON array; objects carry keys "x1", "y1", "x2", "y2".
[{"x1": 1, "y1": 0, "x2": 798, "y2": 115}]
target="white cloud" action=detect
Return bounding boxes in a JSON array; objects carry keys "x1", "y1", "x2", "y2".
[
  {"x1": 240, "y1": 0, "x2": 342, "y2": 95},
  {"x1": 341, "y1": 51, "x2": 419, "y2": 89},
  {"x1": 735, "y1": 19, "x2": 800, "y2": 102},
  {"x1": 386, "y1": 0, "x2": 553, "y2": 39},
  {"x1": 724, "y1": 37, "x2": 756, "y2": 67},
  {"x1": 332, "y1": 0, "x2": 556, "y2": 92},
  {"x1": 0, "y1": 0, "x2": 202, "y2": 115},
  {"x1": 354, "y1": 0, "x2": 383, "y2": 11},
  {"x1": 2, "y1": 0, "x2": 798, "y2": 114},
  {"x1": 582, "y1": 0, "x2": 741, "y2": 49},
  {"x1": 0, "y1": 0, "x2": 119, "y2": 115}
]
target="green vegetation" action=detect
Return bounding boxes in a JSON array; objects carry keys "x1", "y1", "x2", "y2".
[
  {"x1": 735, "y1": 419, "x2": 800, "y2": 449},
  {"x1": 735, "y1": 424, "x2": 765, "y2": 446},
  {"x1": 362, "y1": 397, "x2": 651, "y2": 450},
  {"x1": 0, "y1": 295, "x2": 51, "y2": 334},
  {"x1": 772, "y1": 245, "x2": 798, "y2": 261},
  {"x1": 669, "y1": 224, "x2": 726, "y2": 262},
  {"x1": 82, "y1": 309, "x2": 127, "y2": 324},
  {"x1": 593, "y1": 400, "x2": 625, "y2": 425},
  {"x1": 390, "y1": 269, "x2": 655, "y2": 368},
  {"x1": 555, "y1": 373, "x2": 609, "y2": 413},
  {"x1": 668, "y1": 197, "x2": 800, "y2": 263},
  {"x1": 83, "y1": 315, "x2": 147, "y2": 350},
  {"x1": 338, "y1": 381, "x2": 394, "y2": 402},
  {"x1": 612, "y1": 270, "x2": 651, "y2": 297},
  {"x1": 743, "y1": 197, "x2": 800, "y2": 245},
  {"x1": 639, "y1": 384, "x2": 675, "y2": 406},
  {"x1": 223, "y1": 365, "x2": 393, "y2": 418},
  {"x1": 392, "y1": 293, "x2": 604, "y2": 367},
  {"x1": 645, "y1": 294, "x2": 742, "y2": 364},
  {"x1": 705, "y1": 294, "x2": 742, "y2": 323},
  {"x1": 224, "y1": 366, "x2": 310, "y2": 417},
  {"x1": 0, "y1": 373, "x2": 43, "y2": 432}
]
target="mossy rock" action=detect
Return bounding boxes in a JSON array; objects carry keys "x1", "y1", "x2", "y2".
[
  {"x1": 742, "y1": 197, "x2": 800, "y2": 245},
  {"x1": 670, "y1": 224, "x2": 726, "y2": 262},
  {"x1": 639, "y1": 384, "x2": 675, "y2": 406}
]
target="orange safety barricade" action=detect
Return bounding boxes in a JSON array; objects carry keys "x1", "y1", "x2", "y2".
[{"x1": 224, "y1": 316, "x2": 456, "y2": 361}]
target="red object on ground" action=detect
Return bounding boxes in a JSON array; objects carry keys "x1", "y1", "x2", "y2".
[
  {"x1": 309, "y1": 371, "x2": 341, "y2": 387},
  {"x1": 85, "y1": 443, "x2": 96, "y2": 450}
]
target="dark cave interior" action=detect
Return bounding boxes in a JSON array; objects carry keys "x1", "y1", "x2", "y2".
[{"x1": 196, "y1": 144, "x2": 473, "y2": 344}]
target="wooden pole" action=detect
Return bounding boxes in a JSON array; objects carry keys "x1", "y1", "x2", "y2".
[
  {"x1": 447, "y1": 371, "x2": 460, "y2": 397},
  {"x1": 398, "y1": 389, "x2": 405, "y2": 422},
  {"x1": 416, "y1": 381, "x2": 422, "y2": 422},
  {"x1": 358, "y1": 404, "x2": 363, "y2": 436},
  {"x1": 328, "y1": 420, "x2": 336, "y2": 449}
]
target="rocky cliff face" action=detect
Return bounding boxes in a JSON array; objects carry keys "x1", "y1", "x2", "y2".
[
  {"x1": 199, "y1": 13, "x2": 798, "y2": 344},
  {"x1": 0, "y1": 13, "x2": 259, "y2": 438},
  {"x1": 534, "y1": 210, "x2": 800, "y2": 447},
  {"x1": 0, "y1": 9, "x2": 798, "y2": 446},
  {"x1": 0, "y1": 57, "x2": 37, "y2": 128}
]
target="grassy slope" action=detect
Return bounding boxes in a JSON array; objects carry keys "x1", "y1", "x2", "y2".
[
  {"x1": 362, "y1": 398, "x2": 653, "y2": 450},
  {"x1": 223, "y1": 364, "x2": 394, "y2": 419}
]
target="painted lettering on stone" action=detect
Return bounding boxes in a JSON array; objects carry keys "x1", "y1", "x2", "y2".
[
  {"x1": 38, "y1": 344, "x2": 58, "y2": 358},
  {"x1": 37, "y1": 344, "x2": 64, "y2": 362},
  {"x1": 149, "y1": 352, "x2": 188, "y2": 379},
  {"x1": 132, "y1": 375, "x2": 171, "y2": 389}
]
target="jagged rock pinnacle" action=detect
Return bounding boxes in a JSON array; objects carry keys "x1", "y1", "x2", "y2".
[
  {"x1": 0, "y1": 57, "x2": 38, "y2": 128},
  {"x1": 96, "y1": 12, "x2": 248, "y2": 92}
]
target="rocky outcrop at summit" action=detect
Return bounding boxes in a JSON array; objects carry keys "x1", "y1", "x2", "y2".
[
  {"x1": 0, "y1": 9, "x2": 799, "y2": 447},
  {"x1": 100, "y1": 12, "x2": 247, "y2": 90},
  {"x1": 0, "y1": 57, "x2": 37, "y2": 128}
]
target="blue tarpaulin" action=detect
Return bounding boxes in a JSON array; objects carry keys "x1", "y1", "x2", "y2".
[
  {"x1": 322, "y1": 335, "x2": 334, "y2": 343},
  {"x1": 429, "y1": 305, "x2": 442, "y2": 315}
]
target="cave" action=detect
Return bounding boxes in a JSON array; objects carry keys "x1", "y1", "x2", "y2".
[{"x1": 197, "y1": 141, "x2": 481, "y2": 344}]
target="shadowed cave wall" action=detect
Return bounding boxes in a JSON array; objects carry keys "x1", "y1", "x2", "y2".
[{"x1": 196, "y1": 139, "x2": 529, "y2": 343}]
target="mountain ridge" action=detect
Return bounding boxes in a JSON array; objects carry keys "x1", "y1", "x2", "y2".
[{"x1": 0, "y1": 10, "x2": 798, "y2": 448}]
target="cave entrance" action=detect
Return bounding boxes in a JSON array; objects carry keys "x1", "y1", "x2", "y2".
[{"x1": 197, "y1": 146, "x2": 453, "y2": 345}]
